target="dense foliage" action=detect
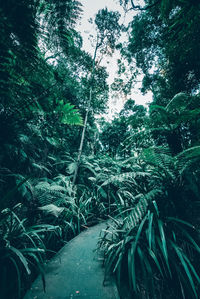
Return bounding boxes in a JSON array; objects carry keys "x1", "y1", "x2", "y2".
[
  {"x1": 1, "y1": 0, "x2": 200, "y2": 298},
  {"x1": 99, "y1": 1, "x2": 200, "y2": 298},
  {"x1": 0, "y1": 1, "x2": 112, "y2": 297}
]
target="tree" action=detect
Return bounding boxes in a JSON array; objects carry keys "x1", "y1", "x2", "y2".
[
  {"x1": 98, "y1": 3, "x2": 200, "y2": 298},
  {"x1": 149, "y1": 92, "x2": 200, "y2": 154},
  {"x1": 72, "y1": 8, "x2": 121, "y2": 184},
  {"x1": 100, "y1": 100, "x2": 148, "y2": 157},
  {"x1": 100, "y1": 117, "x2": 127, "y2": 157},
  {"x1": 118, "y1": 0, "x2": 200, "y2": 104}
]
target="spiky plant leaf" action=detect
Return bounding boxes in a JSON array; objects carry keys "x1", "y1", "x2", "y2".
[{"x1": 171, "y1": 241, "x2": 198, "y2": 298}]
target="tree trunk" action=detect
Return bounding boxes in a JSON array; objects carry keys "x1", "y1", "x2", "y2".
[{"x1": 72, "y1": 43, "x2": 98, "y2": 185}]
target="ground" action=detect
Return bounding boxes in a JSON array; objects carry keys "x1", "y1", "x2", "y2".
[{"x1": 24, "y1": 222, "x2": 119, "y2": 299}]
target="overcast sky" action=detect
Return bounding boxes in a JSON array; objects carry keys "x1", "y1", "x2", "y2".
[{"x1": 76, "y1": 0, "x2": 152, "y2": 118}]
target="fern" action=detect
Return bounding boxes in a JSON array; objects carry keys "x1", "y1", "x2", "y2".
[
  {"x1": 101, "y1": 171, "x2": 150, "y2": 187},
  {"x1": 123, "y1": 189, "x2": 161, "y2": 228},
  {"x1": 55, "y1": 100, "x2": 83, "y2": 125},
  {"x1": 32, "y1": 163, "x2": 51, "y2": 174},
  {"x1": 34, "y1": 180, "x2": 68, "y2": 204},
  {"x1": 175, "y1": 146, "x2": 200, "y2": 178},
  {"x1": 142, "y1": 147, "x2": 177, "y2": 182},
  {"x1": 38, "y1": 204, "x2": 64, "y2": 217},
  {"x1": 176, "y1": 145, "x2": 200, "y2": 161},
  {"x1": 39, "y1": 0, "x2": 83, "y2": 53}
]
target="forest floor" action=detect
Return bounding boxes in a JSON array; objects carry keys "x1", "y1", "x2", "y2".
[{"x1": 24, "y1": 222, "x2": 119, "y2": 299}]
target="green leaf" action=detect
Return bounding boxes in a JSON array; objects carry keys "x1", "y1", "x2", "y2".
[
  {"x1": 157, "y1": 220, "x2": 171, "y2": 275},
  {"x1": 56, "y1": 101, "x2": 83, "y2": 125},
  {"x1": 9, "y1": 246, "x2": 31, "y2": 275},
  {"x1": 149, "y1": 248, "x2": 163, "y2": 276},
  {"x1": 171, "y1": 241, "x2": 198, "y2": 298},
  {"x1": 39, "y1": 204, "x2": 64, "y2": 217},
  {"x1": 9, "y1": 257, "x2": 21, "y2": 299},
  {"x1": 167, "y1": 217, "x2": 195, "y2": 229},
  {"x1": 130, "y1": 214, "x2": 148, "y2": 291},
  {"x1": 148, "y1": 212, "x2": 154, "y2": 250}
]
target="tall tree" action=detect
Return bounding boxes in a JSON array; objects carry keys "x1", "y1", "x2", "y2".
[
  {"x1": 72, "y1": 8, "x2": 121, "y2": 184},
  {"x1": 118, "y1": 0, "x2": 200, "y2": 105}
]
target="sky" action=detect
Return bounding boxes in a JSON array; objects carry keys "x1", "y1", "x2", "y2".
[{"x1": 76, "y1": 0, "x2": 152, "y2": 118}]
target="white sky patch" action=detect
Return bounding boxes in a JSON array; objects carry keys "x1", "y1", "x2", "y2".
[{"x1": 77, "y1": 0, "x2": 152, "y2": 119}]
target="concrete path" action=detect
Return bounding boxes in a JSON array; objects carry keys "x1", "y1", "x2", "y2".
[{"x1": 24, "y1": 222, "x2": 119, "y2": 299}]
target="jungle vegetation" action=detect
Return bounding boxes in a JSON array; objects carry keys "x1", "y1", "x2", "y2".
[{"x1": 1, "y1": 0, "x2": 200, "y2": 298}]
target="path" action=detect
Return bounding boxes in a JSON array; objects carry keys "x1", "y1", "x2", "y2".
[{"x1": 24, "y1": 222, "x2": 119, "y2": 299}]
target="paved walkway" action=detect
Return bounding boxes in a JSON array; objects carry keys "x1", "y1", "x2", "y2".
[{"x1": 24, "y1": 222, "x2": 119, "y2": 299}]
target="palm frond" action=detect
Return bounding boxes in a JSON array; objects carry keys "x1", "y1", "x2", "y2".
[{"x1": 166, "y1": 92, "x2": 189, "y2": 112}]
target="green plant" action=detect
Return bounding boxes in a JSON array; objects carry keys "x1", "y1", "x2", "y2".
[
  {"x1": 35, "y1": 175, "x2": 94, "y2": 237},
  {"x1": 100, "y1": 146, "x2": 200, "y2": 298},
  {"x1": 0, "y1": 204, "x2": 59, "y2": 299}
]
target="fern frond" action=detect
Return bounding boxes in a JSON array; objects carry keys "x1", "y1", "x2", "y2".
[
  {"x1": 101, "y1": 171, "x2": 150, "y2": 187},
  {"x1": 124, "y1": 197, "x2": 148, "y2": 229},
  {"x1": 141, "y1": 147, "x2": 177, "y2": 181},
  {"x1": 38, "y1": 204, "x2": 64, "y2": 217},
  {"x1": 39, "y1": 0, "x2": 83, "y2": 53},
  {"x1": 124, "y1": 189, "x2": 162, "y2": 229},
  {"x1": 175, "y1": 146, "x2": 200, "y2": 174},
  {"x1": 34, "y1": 180, "x2": 67, "y2": 206},
  {"x1": 32, "y1": 163, "x2": 51, "y2": 174},
  {"x1": 56, "y1": 100, "x2": 83, "y2": 125},
  {"x1": 176, "y1": 146, "x2": 200, "y2": 161}
]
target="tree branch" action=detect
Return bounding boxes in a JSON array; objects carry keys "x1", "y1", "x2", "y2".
[
  {"x1": 130, "y1": 0, "x2": 161, "y2": 11},
  {"x1": 44, "y1": 53, "x2": 62, "y2": 62}
]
